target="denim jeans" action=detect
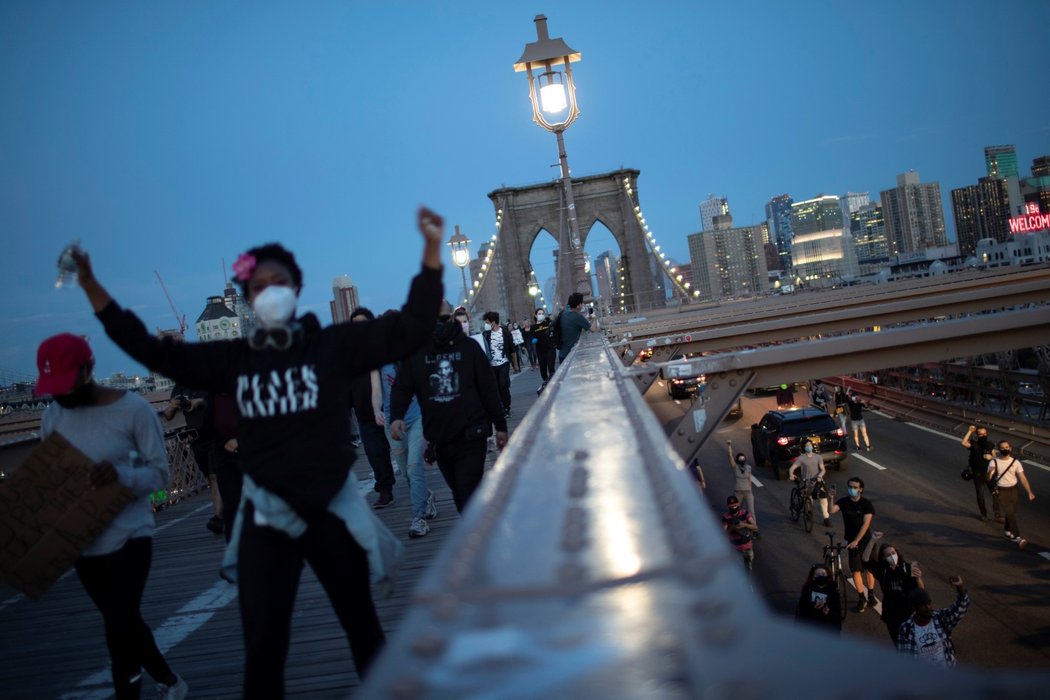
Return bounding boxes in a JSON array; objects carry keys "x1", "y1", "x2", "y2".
[
  {"x1": 386, "y1": 417, "x2": 428, "y2": 519},
  {"x1": 360, "y1": 420, "x2": 395, "y2": 491}
]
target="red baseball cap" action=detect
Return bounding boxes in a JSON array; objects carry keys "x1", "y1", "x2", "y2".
[{"x1": 35, "y1": 333, "x2": 93, "y2": 396}]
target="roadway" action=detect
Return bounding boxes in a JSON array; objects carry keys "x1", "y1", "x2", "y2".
[{"x1": 646, "y1": 379, "x2": 1050, "y2": 668}]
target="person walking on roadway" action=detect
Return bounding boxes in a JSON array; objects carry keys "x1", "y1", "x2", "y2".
[
  {"x1": 788, "y1": 439, "x2": 829, "y2": 526},
  {"x1": 726, "y1": 440, "x2": 758, "y2": 535},
  {"x1": 896, "y1": 576, "x2": 970, "y2": 668},
  {"x1": 828, "y1": 476, "x2": 878, "y2": 613},
  {"x1": 961, "y1": 425, "x2": 1001, "y2": 522},
  {"x1": 986, "y1": 440, "x2": 1036, "y2": 549},
  {"x1": 845, "y1": 389, "x2": 872, "y2": 452}
]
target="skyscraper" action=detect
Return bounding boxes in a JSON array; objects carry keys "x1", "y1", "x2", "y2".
[
  {"x1": 839, "y1": 192, "x2": 871, "y2": 238},
  {"x1": 790, "y1": 195, "x2": 859, "y2": 282},
  {"x1": 699, "y1": 195, "x2": 730, "y2": 232},
  {"x1": 849, "y1": 204, "x2": 889, "y2": 269},
  {"x1": 879, "y1": 171, "x2": 947, "y2": 255},
  {"x1": 330, "y1": 274, "x2": 360, "y2": 324},
  {"x1": 985, "y1": 145, "x2": 1019, "y2": 179},
  {"x1": 687, "y1": 214, "x2": 769, "y2": 302},
  {"x1": 764, "y1": 193, "x2": 794, "y2": 271},
  {"x1": 951, "y1": 178, "x2": 1014, "y2": 256}
]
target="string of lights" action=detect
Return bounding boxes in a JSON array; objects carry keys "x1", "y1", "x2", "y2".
[{"x1": 622, "y1": 177, "x2": 700, "y2": 312}]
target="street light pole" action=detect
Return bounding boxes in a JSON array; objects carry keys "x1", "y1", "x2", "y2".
[
  {"x1": 447, "y1": 225, "x2": 472, "y2": 308},
  {"x1": 515, "y1": 14, "x2": 591, "y2": 307}
]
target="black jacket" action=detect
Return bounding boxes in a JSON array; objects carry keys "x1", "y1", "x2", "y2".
[
  {"x1": 390, "y1": 321, "x2": 507, "y2": 444},
  {"x1": 97, "y1": 266, "x2": 442, "y2": 517}
]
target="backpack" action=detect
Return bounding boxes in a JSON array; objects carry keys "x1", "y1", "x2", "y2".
[{"x1": 550, "y1": 312, "x2": 564, "y2": 350}]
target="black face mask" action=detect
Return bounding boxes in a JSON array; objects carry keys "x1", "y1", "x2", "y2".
[
  {"x1": 813, "y1": 576, "x2": 829, "y2": 587},
  {"x1": 999, "y1": 448, "x2": 1012, "y2": 456},
  {"x1": 728, "y1": 505, "x2": 740, "y2": 514},
  {"x1": 54, "y1": 381, "x2": 94, "y2": 409}
]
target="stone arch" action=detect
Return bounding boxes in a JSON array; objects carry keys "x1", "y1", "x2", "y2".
[{"x1": 487, "y1": 168, "x2": 658, "y2": 324}]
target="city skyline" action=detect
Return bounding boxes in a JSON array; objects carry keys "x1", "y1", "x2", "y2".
[{"x1": 2, "y1": 1, "x2": 1048, "y2": 378}]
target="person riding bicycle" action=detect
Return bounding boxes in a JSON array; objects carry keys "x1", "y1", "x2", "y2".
[
  {"x1": 721, "y1": 495, "x2": 757, "y2": 571},
  {"x1": 795, "y1": 564, "x2": 842, "y2": 634},
  {"x1": 788, "y1": 439, "x2": 829, "y2": 525}
]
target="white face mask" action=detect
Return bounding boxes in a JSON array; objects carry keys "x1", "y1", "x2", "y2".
[
  {"x1": 252, "y1": 285, "x2": 297, "y2": 327},
  {"x1": 885, "y1": 553, "x2": 898, "y2": 568},
  {"x1": 536, "y1": 313, "x2": 545, "y2": 321},
  {"x1": 459, "y1": 320, "x2": 470, "y2": 335}
]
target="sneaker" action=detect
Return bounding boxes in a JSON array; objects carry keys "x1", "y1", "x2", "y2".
[
  {"x1": 1018, "y1": 538, "x2": 1027, "y2": 550},
  {"x1": 351, "y1": 437, "x2": 363, "y2": 448},
  {"x1": 205, "y1": 515, "x2": 224, "y2": 534},
  {"x1": 536, "y1": 382, "x2": 547, "y2": 396},
  {"x1": 856, "y1": 598, "x2": 868, "y2": 613},
  {"x1": 867, "y1": 591, "x2": 878, "y2": 606},
  {"x1": 373, "y1": 490, "x2": 394, "y2": 509},
  {"x1": 1005, "y1": 531, "x2": 1016, "y2": 540},
  {"x1": 156, "y1": 674, "x2": 189, "y2": 700},
  {"x1": 866, "y1": 445, "x2": 873, "y2": 452},
  {"x1": 424, "y1": 490, "x2": 438, "y2": 520},
  {"x1": 409, "y1": 517, "x2": 430, "y2": 538}
]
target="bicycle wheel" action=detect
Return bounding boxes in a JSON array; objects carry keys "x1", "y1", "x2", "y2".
[
  {"x1": 789, "y1": 488, "x2": 802, "y2": 523},
  {"x1": 802, "y1": 496, "x2": 814, "y2": 533}
]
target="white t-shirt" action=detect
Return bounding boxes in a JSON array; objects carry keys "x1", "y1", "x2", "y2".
[
  {"x1": 913, "y1": 619, "x2": 948, "y2": 667},
  {"x1": 987, "y1": 457, "x2": 1023, "y2": 488},
  {"x1": 733, "y1": 461, "x2": 753, "y2": 491},
  {"x1": 488, "y1": 327, "x2": 508, "y2": 366}
]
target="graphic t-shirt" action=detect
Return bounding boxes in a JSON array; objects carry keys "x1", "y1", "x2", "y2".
[
  {"x1": 488, "y1": 327, "x2": 508, "y2": 366},
  {"x1": 913, "y1": 620, "x2": 948, "y2": 667}
]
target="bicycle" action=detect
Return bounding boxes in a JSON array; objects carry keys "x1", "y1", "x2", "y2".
[
  {"x1": 789, "y1": 477, "x2": 816, "y2": 532},
  {"x1": 822, "y1": 530, "x2": 850, "y2": 621}
]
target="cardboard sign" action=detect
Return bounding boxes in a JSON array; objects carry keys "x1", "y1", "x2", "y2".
[{"x1": 0, "y1": 432, "x2": 134, "y2": 599}]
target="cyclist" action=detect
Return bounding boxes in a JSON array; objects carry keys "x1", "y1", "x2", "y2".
[
  {"x1": 721, "y1": 495, "x2": 757, "y2": 571},
  {"x1": 795, "y1": 564, "x2": 842, "y2": 634},
  {"x1": 788, "y1": 439, "x2": 829, "y2": 525}
]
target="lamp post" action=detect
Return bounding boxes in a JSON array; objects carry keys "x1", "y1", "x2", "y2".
[
  {"x1": 448, "y1": 225, "x2": 471, "y2": 307},
  {"x1": 514, "y1": 14, "x2": 591, "y2": 307}
]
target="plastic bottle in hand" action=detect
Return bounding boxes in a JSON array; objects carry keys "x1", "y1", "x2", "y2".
[{"x1": 55, "y1": 240, "x2": 81, "y2": 289}]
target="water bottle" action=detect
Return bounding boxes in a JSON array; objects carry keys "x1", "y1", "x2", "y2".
[{"x1": 55, "y1": 240, "x2": 80, "y2": 289}]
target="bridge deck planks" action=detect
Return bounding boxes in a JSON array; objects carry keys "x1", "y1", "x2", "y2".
[{"x1": 0, "y1": 367, "x2": 544, "y2": 699}]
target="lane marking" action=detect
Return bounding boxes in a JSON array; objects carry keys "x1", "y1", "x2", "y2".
[
  {"x1": 154, "y1": 503, "x2": 212, "y2": 533},
  {"x1": 61, "y1": 580, "x2": 239, "y2": 700},
  {"x1": 852, "y1": 453, "x2": 887, "y2": 471},
  {"x1": 750, "y1": 475, "x2": 764, "y2": 489},
  {"x1": 1040, "y1": 552, "x2": 1050, "y2": 562}
]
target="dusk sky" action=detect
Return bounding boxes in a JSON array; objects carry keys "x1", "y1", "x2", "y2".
[{"x1": 2, "y1": 1, "x2": 1048, "y2": 380}]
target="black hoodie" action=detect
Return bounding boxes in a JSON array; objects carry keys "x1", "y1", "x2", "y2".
[
  {"x1": 390, "y1": 320, "x2": 507, "y2": 444},
  {"x1": 96, "y1": 266, "x2": 442, "y2": 518}
]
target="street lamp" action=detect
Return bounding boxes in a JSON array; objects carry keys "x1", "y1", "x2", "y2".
[
  {"x1": 448, "y1": 225, "x2": 471, "y2": 306},
  {"x1": 514, "y1": 14, "x2": 590, "y2": 306}
]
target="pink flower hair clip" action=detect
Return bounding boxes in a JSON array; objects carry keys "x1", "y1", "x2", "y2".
[{"x1": 232, "y1": 253, "x2": 257, "y2": 282}]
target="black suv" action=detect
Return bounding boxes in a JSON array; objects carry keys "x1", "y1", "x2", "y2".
[{"x1": 750, "y1": 407, "x2": 848, "y2": 480}]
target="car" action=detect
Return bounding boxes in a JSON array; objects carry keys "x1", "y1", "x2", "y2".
[
  {"x1": 750, "y1": 407, "x2": 848, "y2": 480},
  {"x1": 665, "y1": 354, "x2": 703, "y2": 399}
]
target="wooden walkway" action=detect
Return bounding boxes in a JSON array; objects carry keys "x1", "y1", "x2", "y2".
[{"x1": 0, "y1": 367, "x2": 546, "y2": 699}]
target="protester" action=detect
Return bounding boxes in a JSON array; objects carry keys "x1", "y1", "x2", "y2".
[
  {"x1": 160, "y1": 385, "x2": 222, "y2": 533},
  {"x1": 532, "y1": 307, "x2": 557, "y2": 393},
  {"x1": 896, "y1": 576, "x2": 970, "y2": 667},
  {"x1": 833, "y1": 386, "x2": 848, "y2": 431},
  {"x1": 521, "y1": 321, "x2": 538, "y2": 369},
  {"x1": 37, "y1": 333, "x2": 189, "y2": 700},
  {"x1": 775, "y1": 383, "x2": 795, "y2": 409},
  {"x1": 827, "y1": 476, "x2": 877, "y2": 613},
  {"x1": 687, "y1": 457, "x2": 706, "y2": 492},
  {"x1": 481, "y1": 311, "x2": 514, "y2": 417},
  {"x1": 70, "y1": 206, "x2": 444, "y2": 698},
  {"x1": 391, "y1": 300, "x2": 508, "y2": 513},
  {"x1": 509, "y1": 322, "x2": 525, "y2": 374},
  {"x1": 845, "y1": 389, "x2": 872, "y2": 452},
  {"x1": 866, "y1": 542, "x2": 924, "y2": 644},
  {"x1": 379, "y1": 352, "x2": 437, "y2": 538},
  {"x1": 795, "y1": 564, "x2": 842, "y2": 634},
  {"x1": 349, "y1": 307, "x2": 398, "y2": 508},
  {"x1": 986, "y1": 440, "x2": 1036, "y2": 549},
  {"x1": 556, "y1": 292, "x2": 593, "y2": 363},
  {"x1": 726, "y1": 440, "x2": 758, "y2": 534},
  {"x1": 961, "y1": 424, "x2": 1001, "y2": 522},
  {"x1": 721, "y1": 495, "x2": 757, "y2": 571}
]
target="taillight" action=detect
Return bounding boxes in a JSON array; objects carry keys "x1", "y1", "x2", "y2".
[
  {"x1": 777, "y1": 437, "x2": 790, "y2": 446},
  {"x1": 835, "y1": 428, "x2": 845, "y2": 437}
]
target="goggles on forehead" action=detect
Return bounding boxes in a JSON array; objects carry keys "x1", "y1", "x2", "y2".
[{"x1": 247, "y1": 322, "x2": 301, "y2": 351}]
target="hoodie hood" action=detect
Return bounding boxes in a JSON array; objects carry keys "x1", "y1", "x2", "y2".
[{"x1": 432, "y1": 318, "x2": 462, "y2": 347}]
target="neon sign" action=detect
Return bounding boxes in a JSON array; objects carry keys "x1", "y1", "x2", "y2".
[{"x1": 1009, "y1": 202, "x2": 1050, "y2": 234}]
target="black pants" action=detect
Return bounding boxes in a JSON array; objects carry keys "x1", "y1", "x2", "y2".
[
  {"x1": 537, "y1": 348, "x2": 556, "y2": 382},
  {"x1": 973, "y1": 474, "x2": 1001, "y2": 519},
  {"x1": 998, "y1": 485, "x2": 1022, "y2": 536},
  {"x1": 492, "y1": 362, "x2": 511, "y2": 412},
  {"x1": 237, "y1": 503, "x2": 385, "y2": 699},
  {"x1": 75, "y1": 538, "x2": 173, "y2": 700},
  {"x1": 210, "y1": 442, "x2": 244, "y2": 542},
  {"x1": 360, "y1": 419, "x2": 395, "y2": 491},
  {"x1": 435, "y1": 435, "x2": 489, "y2": 513}
]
